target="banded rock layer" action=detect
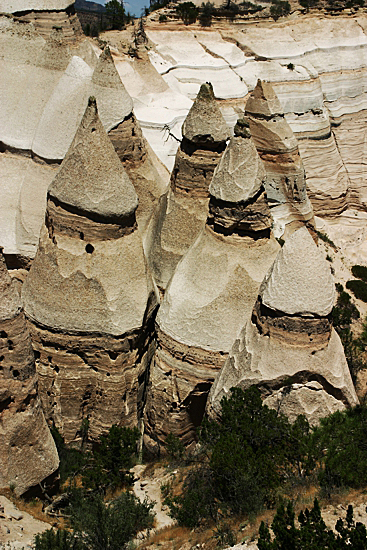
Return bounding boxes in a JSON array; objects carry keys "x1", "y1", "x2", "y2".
[
  {"x1": 22, "y1": 99, "x2": 157, "y2": 444},
  {"x1": 208, "y1": 227, "x2": 358, "y2": 425},
  {"x1": 245, "y1": 80, "x2": 314, "y2": 237},
  {"x1": 0, "y1": 251, "x2": 59, "y2": 496},
  {"x1": 145, "y1": 82, "x2": 230, "y2": 293},
  {"x1": 144, "y1": 119, "x2": 279, "y2": 450}
]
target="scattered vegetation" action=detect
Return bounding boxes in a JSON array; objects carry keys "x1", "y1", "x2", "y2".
[
  {"x1": 164, "y1": 386, "x2": 367, "y2": 530},
  {"x1": 258, "y1": 499, "x2": 367, "y2": 549},
  {"x1": 176, "y1": 1, "x2": 199, "y2": 24},
  {"x1": 105, "y1": 0, "x2": 126, "y2": 30},
  {"x1": 352, "y1": 265, "x2": 367, "y2": 283},
  {"x1": 34, "y1": 492, "x2": 154, "y2": 550},
  {"x1": 270, "y1": 0, "x2": 291, "y2": 20},
  {"x1": 346, "y1": 280, "x2": 367, "y2": 303},
  {"x1": 316, "y1": 230, "x2": 338, "y2": 250},
  {"x1": 199, "y1": 2, "x2": 215, "y2": 26}
]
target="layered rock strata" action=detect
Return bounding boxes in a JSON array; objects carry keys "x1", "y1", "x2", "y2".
[
  {"x1": 0, "y1": 250, "x2": 59, "y2": 496},
  {"x1": 144, "y1": 118, "x2": 280, "y2": 451},
  {"x1": 208, "y1": 227, "x2": 358, "y2": 425},
  {"x1": 22, "y1": 99, "x2": 157, "y2": 444},
  {"x1": 245, "y1": 80, "x2": 314, "y2": 237},
  {"x1": 145, "y1": 82, "x2": 230, "y2": 293},
  {"x1": 2, "y1": 0, "x2": 82, "y2": 41}
]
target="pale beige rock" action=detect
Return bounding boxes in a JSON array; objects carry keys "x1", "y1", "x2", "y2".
[
  {"x1": 22, "y1": 100, "x2": 157, "y2": 443},
  {"x1": 245, "y1": 79, "x2": 314, "y2": 235},
  {"x1": 145, "y1": 124, "x2": 279, "y2": 450},
  {"x1": 0, "y1": 251, "x2": 59, "y2": 496},
  {"x1": 208, "y1": 227, "x2": 358, "y2": 423},
  {"x1": 145, "y1": 82, "x2": 229, "y2": 293},
  {"x1": 182, "y1": 82, "x2": 230, "y2": 144},
  {"x1": 0, "y1": 1, "x2": 73, "y2": 12},
  {"x1": 261, "y1": 226, "x2": 335, "y2": 317},
  {"x1": 48, "y1": 97, "x2": 138, "y2": 222}
]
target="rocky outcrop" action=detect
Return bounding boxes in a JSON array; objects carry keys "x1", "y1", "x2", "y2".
[
  {"x1": 22, "y1": 99, "x2": 157, "y2": 444},
  {"x1": 245, "y1": 80, "x2": 314, "y2": 237},
  {"x1": 144, "y1": 118, "x2": 280, "y2": 451},
  {"x1": 2, "y1": 0, "x2": 82, "y2": 41},
  {"x1": 0, "y1": 17, "x2": 167, "y2": 261},
  {"x1": 208, "y1": 227, "x2": 358, "y2": 425},
  {"x1": 145, "y1": 82, "x2": 230, "y2": 293},
  {"x1": 0, "y1": 250, "x2": 59, "y2": 496}
]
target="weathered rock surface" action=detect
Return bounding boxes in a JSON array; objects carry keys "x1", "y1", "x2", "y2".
[
  {"x1": 145, "y1": 82, "x2": 230, "y2": 293},
  {"x1": 0, "y1": 251, "x2": 59, "y2": 496},
  {"x1": 245, "y1": 80, "x2": 314, "y2": 236},
  {"x1": 144, "y1": 120, "x2": 279, "y2": 450},
  {"x1": 1, "y1": 0, "x2": 82, "y2": 41},
  {"x1": 208, "y1": 227, "x2": 358, "y2": 424},
  {"x1": 22, "y1": 99, "x2": 157, "y2": 444},
  {"x1": 0, "y1": 18, "x2": 167, "y2": 259},
  {"x1": 0, "y1": 496, "x2": 50, "y2": 549}
]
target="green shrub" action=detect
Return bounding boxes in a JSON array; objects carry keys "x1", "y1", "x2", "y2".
[
  {"x1": 199, "y1": 1, "x2": 214, "y2": 26},
  {"x1": 159, "y1": 13, "x2": 167, "y2": 21},
  {"x1": 82, "y1": 424, "x2": 139, "y2": 490},
  {"x1": 270, "y1": 0, "x2": 291, "y2": 19},
  {"x1": 346, "y1": 279, "x2": 367, "y2": 303},
  {"x1": 316, "y1": 230, "x2": 337, "y2": 250},
  {"x1": 176, "y1": 1, "x2": 199, "y2": 24},
  {"x1": 258, "y1": 498, "x2": 367, "y2": 549},
  {"x1": 165, "y1": 432, "x2": 185, "y2": 460},
  {"x1": 69, "y1": 491, "x2": 154, "y2": 550},
  {"x1": 352, "y1": 265, "x2": 367, "y2": 283},
  {"x1": 34, "y1": 528, "x2": 82, "y2": 550},
  {"x1": 313, "y1": 405, "x2": 367, "y2": 489}
]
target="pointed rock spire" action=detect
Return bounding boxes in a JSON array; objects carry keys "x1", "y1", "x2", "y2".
[
  {"x1": 182, "y1": 82, "x2": 230, "y2": 144},
  {"x1": 49, "y1": 97, "x2": 138, "y2": 221},
  {"x1": 245, "y1": 79, "x2": 283, "y2": 118},
  {"x1": 207, "y1": 227, "x2": 357, "y2": 425},
  {"x1": 209, "y1": 117, "x2": 265, "y2": 204},
  {"x1": 261, "y1": 227, "x2": 335, "y2": 317},
  {"x1": 92, "y1": 46, "x2": 133, "y2": 123}
]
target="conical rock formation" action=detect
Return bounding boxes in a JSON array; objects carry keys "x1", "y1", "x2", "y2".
[
  {"x1": 245, "y1": 80, "x2": 314, "y2": 236},
  {"x1": 22, "y1": 99, "x2": 157, "y2": 444},
  {"x1": 145, "y1": 83, "x2": 230, "y2": 294},
  {"x1": 144, "y1": 119, "x2": 279, "y2": 451},
  {"x1": 208, "y1": 227, "x2": 358, "y2": 425},
  {"x1": 0, "y1": 250, "x2": 59, "y2": 496}
]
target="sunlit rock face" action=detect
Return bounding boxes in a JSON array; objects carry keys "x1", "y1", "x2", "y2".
[
  {"x1": 0, "y1": 250, "x2": 59, "y2": 496},
  {"x1": 22, "y1": 99, "x2": 157, "y2": 444},
  {"x1": 144, "y1": 119, "x2": 280, "y2": 452},
  {"x1": 0, "y1": 20, "x2": 167, "y2": 262},
  {"x1": 145, "y1": 82, "x2": 230, "y2": 295},
  {"x1": 0, "y1": 0, "x2": 82, "y2": 41},
  {"x1": 208, "y1": 227, "x2": 358, "y2": 425},
  {"x1": 245, "y1": 79, "x2": 314, "y2": 237}
]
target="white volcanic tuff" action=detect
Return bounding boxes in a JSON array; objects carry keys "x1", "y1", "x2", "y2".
[
  {"x1": 209, "y1": 135, "x2": 265, "y2": 203},
  {"x1": 261, "y1": 227, "x2": 335, "y2": 316},
  {"x1": 158, "y1": 227, "x2": 280, "y2": 352},
  {"x1": 0, "y1": 33, "x2": 71, "y2": 152},
  {"x1": 23, "y1": 226, "x2": 154, "y2": 335},
  {"x1": 209, "y1": 324, "x2": 358, "y2": 419},
  {"x1": 48, "y1": 99, "x2": 138, "y2": 221},
  {"x1": 0, "y1": 155, "x2": 57, "y2": 257},
  {"x1": 0, "y1": 0, "x2": 73, "y2": 11},
  {"x1": 33, "y1": 48, "x2": 134, "y2": 161}
]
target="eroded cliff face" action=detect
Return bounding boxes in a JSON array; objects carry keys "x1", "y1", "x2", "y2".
[
  {"x1": 22, "y1": 99, "x2": 157, "y2": 444},
  {"x1": 0, "y1": 251, "x2": 59, "y2": 495},
  {"x1": 144, "y1": 119, "x2": 280, "y2": 451},
  {"x1": 207, "y1": 227, "x2": 358, "y2": 425},
  {"x1": 145, "y1": 83, "x2": 230, "y2": 294}
]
